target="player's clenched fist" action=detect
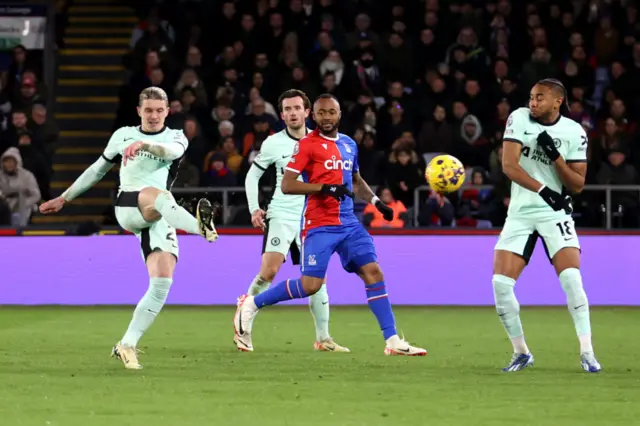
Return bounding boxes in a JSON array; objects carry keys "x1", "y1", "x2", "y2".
[
  {"x1": 537, "y1": 185, "x2": 573, "y2": 214},
  {"x1": 251, "y1": 208, "x2": 266, "y2": 230},
  {"x1": 321, "y1": 184, "x2": 354, "y2": 201},
  {"x1": 536, "y1": 131, "x2": 560, "y2": 161},
  {"x1": 374, "y1": 199, "x2": 394, "y2": 221},
  {"x1": 123, "y1": 140, "x2": 145, "y2": 166}
]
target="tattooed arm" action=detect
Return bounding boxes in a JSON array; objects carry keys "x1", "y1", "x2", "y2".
[{"x1": 352, "y1": 171, "x2": 376, "y2": 202}]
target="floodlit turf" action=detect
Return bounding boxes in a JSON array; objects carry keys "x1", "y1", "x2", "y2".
[{"x1": 0, "y1": 306, "x2": 638, "y2": 426}]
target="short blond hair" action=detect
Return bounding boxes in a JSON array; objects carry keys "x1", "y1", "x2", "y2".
[{"x1": 139, "y1": 86, "x2": 168, "y2": 106}]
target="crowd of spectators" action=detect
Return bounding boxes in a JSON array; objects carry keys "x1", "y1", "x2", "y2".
[
  {"x1": 5, "y1": 0, "x2": 640, "y2": 228},
  {"x1": 114, "y1": 0, "x2": 640, "y2": 228},
  {"x1": 0, "y1": 45, "x2": 55, "y2": 226}
]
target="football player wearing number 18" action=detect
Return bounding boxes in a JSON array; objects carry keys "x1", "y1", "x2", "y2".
[
  {"x1": 494, "y1": 79, "x2": 601, "y2": 373},
  {"x1": 233, "y1": 94, "x2": 427, "y2": 356}
]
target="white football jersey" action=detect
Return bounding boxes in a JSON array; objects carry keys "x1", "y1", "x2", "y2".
[
  {"x1": 252, "y1": 129, "x2": 306, "y2": 222},
  {"x1": 503, "y1": 107, "x2": 587, "y2": 219},
  {"x1": 102, "y1": 126, "x2": 188, "y2": 192}
]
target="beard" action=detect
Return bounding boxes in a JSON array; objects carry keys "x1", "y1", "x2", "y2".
[{"x1": 316, "y1": 120, "x2": 340, "y2": 134}]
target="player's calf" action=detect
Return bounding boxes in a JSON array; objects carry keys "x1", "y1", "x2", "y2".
[
  {"x1": 358, "y1": 263, "x2": 427, "y2": 356},
  {"x1": 553, "y1": 248, "x2": 598, "y2": 369}
]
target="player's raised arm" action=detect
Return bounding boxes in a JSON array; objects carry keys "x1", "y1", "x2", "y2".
[
  {"x1": 245, "y1": 138, "x2": 273, "y2": 228},
  {"x1": 122, "y1": 130, "x2": 187, "y2": 165},
  {"x1": 39, "y1": 129, "x2": 123, "y2": 214}
]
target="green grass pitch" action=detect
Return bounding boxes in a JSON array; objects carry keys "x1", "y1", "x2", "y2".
[{"x1": 0, "y1": 306, "x2": 638, "y2": 426}]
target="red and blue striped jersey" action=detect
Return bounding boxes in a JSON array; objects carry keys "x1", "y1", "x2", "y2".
[{"x1": 285, "y1": 129, "x2": 359, "y2": 232}]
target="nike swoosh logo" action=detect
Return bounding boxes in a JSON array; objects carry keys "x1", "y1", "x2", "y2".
[
  {"x1": 124, "y1": 137, "x2": 133, "y2": 141},
  {"x1": 498, "y1": 313, "x2": 507, "y2": 317},
  {"x1": 574, "y1": 304, "x2": 585, "y2": 310},
  {"x1": 397, "y1": 347, "x2": 411, "y2": 353},
  {"x1": 524, "y1": 131, "x2": 536, "y2": 135},
  {"x1": 282, "y1": 155, "x2": 290, "y2": 159},
  {"x1": 322, "y1": 301, "x2": 328, "y2": 305},
  {"x1": 564, "y1": 237, "x2": 572, "y2": 241}
]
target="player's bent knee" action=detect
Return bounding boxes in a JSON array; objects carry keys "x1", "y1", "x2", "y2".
[
  {"x1": 552, "y1": 247, "x2": 580, "y2": 276},
  {"x1": 358, "y1": 262, "x2": 384, "y2": 284},
  {"x1": 260, "y1": 253, "x2": 285, "y2": 281},
  {"x1": 558, "y1": 268, "x2": 585, "y2": 296},
  {"x1": 301, "y1": 276, "x2": 324, "y2": 295},
  {"x1": 492, "y1": 274, "x2": 516, "y2": 296}
]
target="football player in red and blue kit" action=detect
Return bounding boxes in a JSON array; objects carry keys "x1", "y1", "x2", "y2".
[{"x1": 234, "y1": 94, "x2": 427, "y2": 356}]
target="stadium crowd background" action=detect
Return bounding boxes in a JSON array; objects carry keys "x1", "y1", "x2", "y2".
[{"x1": 1, "y1": 0, "x2": 640, "y2": 228}]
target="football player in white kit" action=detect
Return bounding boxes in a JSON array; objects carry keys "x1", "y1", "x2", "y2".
[
  {"x1": 242, "y1": 89, "x2": 349, "y2": 352},
  {"x1": 39, "y1": 87, "x2": 219, "y2": 369},
  {"x1": 493, "y1": 79, "x2": 601, "y2": 373}
]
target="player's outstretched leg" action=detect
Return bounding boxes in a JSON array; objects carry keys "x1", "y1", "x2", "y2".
[
  {"x1": 553, "y1": 249, "x2": 601, "y2": 373},
  {"x1": 493, "y1": 250, "x2": 533, "y2": 372},
  {"x1": 356, "y1": 263, "x2": 426, "y2": 356},
  {"x1": 112, "y1": 251, "x2": 175, "y2": 369},
  {"x1": 139, "y1": 188, "x2": 218, "y2": 241},
  {"x1": 234, "y1": 276, "x2": 321, "y2": 352},
  {"x1": 310, "y1": 282, "x2": 350, "y2": 352}
]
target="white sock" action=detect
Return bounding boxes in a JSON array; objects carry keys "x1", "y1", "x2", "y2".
[
  {"x1": 493, "y1": 274, "x2": 529, "y2": 353},
  {"x1": 247, "y1": 275, "x2": 271, "y2": 296},
  {"x1": 579, "y1": 334, "x2": 593, "y2": 354},
  {"x1": 510, "y1": 335, "x2": 530, "y2": 355},
  {"x1": 121, "y1": 277, "x2": 172, "y2": 347},
  {"x1": 309, "y1": 283, "x2": 330, "y2": 341},
  {"x1": 558, "y1": 268, "x2": 593, "y2": 354},
  {"x1": 154, "y1": 191, "x2": 200, "y2": 234}
]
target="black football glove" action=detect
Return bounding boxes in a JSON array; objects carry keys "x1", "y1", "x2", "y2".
[
  {"x1": 374, "y1": 199, "x2": 394, "y2": 221},
  {"x1": 321, "y1": 184, "x2": 354, "y2": 201},
  {"x1": 538, "y1": 186, "x2": 573, "y2": 214},
  {"x1": 537, "y1": 131, "x2": 560, "y2": 162}
]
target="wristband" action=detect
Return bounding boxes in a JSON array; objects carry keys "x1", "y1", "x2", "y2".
[
  {"x1": 371, "y1": 195, "x2": 381, "y2": 205},
  {"x1": 537, "y1": 185, "x2": 546, "y2": 194}
]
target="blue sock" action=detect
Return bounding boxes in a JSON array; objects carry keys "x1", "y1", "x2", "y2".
[
  {"x1": 254, "y1": 278, "x2": 309, "y2": 308},
  {"x1": 365, "y1": 281, "x2": 397, "y2": 340}
]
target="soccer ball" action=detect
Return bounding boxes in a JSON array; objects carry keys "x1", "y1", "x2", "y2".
[{"x1": 425, "y1": 155, "x2": 466, "y2": 193}]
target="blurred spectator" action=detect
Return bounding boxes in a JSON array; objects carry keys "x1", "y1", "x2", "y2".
[
  {"x1": 356, "y1": 129, "x2": 385, "y2": 185},
  {"x1": 0, "y1": 147, "x2": 40, "y2": 226},
  {"x1": 220, "y1": 135, "x2": 243, "y2": 174},
  {"x1": 418, "y1": 105, "x2": 453, "y2": 158},
  {"x1": 387, "y1": 147, "x2": 423, "y2": 208},
  {"x1": 363, "y1": 187, "x2": 407, "y2": 228},
  {"x1": 204, "y1": 152, "x2": 237, "y2": 187},
  {"x1": 172, "y1": 158, "x2": 200, "y2": 188},
  {"x1": 458, "y1": 167, "x2": 494, "y2": 227},
  {"x1": 242, "y1": 114, "x2": 274, "y2": 157},
  {"x1": 183, "y1": 116, "x2": 207, "y2": 171},
  {"x1": 106, "y1": 0, "x2": 640, "y2": 228},
  {"x1": 417, "y1": 190, "x2": 454, "y2": 227},
  {"x1": 30, "y1": 103, "x2": 59, "y2": 168},
  {"x1": 596, "y1": 150, "x2": 639, "y2": 227}
]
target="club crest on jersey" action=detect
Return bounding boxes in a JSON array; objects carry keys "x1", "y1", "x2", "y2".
[
  {"x1": 293, "y1": 143, "x2": 299, "y2": 155},
  {"x1": 308, "y1": 254, "x2": 317, "y2": 266},
  {"x1": 324, "y1": 155, "x2": 353, "y2": 170},
  {"x1": 345, "y1": 144, "x2": 352, "y2": 153},
  {"x1": 553, "y1": 138, "x2": 562, "y2": 148}
]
